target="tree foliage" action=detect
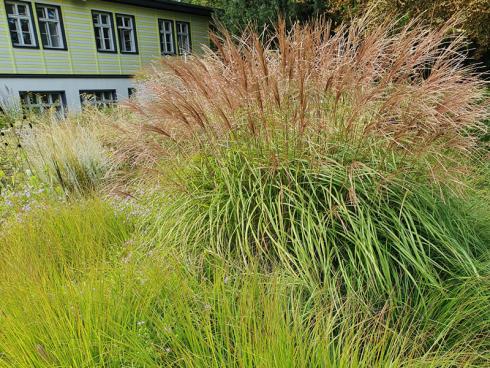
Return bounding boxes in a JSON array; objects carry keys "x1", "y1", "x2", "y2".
[
  {"x1": 188, "y1": 0, "x2": 489, "y2": 65},
  {"x1": 187, "y1": 0, "x2": 327, "y2": 34},
  {"x1": 338, "y1": 0, "x2": 490, "y2": 61}
]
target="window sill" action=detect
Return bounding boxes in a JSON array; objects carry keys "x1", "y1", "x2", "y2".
[
  {"x1": 96, "y1": 49, "x2": 118, "y2": 54},
  {"x1": 42, "y1": 46, "x2": 68, "y2": 51},
  {"x1": 11, "y1": 44, "x2": 40, "y2": 50}
]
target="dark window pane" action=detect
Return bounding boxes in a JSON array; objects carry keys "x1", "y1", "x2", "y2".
[
  {"x1": 20, "y1": 19, "x2": 29, "y2": 32},
  {"x1": 49, "y1": 22, "x2": 59, "y2": 38},
  {"x1": 47, "y1": 8, "x2": 56, "y2": 19},
  {"x1": 52, "y1": 37, "x2": 60, "y2": 48},
  {"x1": 17, "y1": 5, "x2": 27, "y2": 15},
  {"x1": 8, "y1": 18, "x2": 17, "y2": 31},
  {"x1": 41, "y1": 30, "x2": 48, "y2": 45},
  {"x1": 23, "y1": 32, "x2": 32, "y2": 45},
  {"x1": 11, "y1": 31, "x2": 19, "y2": 44}
]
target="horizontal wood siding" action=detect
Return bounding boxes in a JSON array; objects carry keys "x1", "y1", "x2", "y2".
[
  {"x1": 0, "y1": 1, "x2": 15, "y2": 74},
  {"x1": 0, "y1": 0, "x2": 210, "y2": 75}
]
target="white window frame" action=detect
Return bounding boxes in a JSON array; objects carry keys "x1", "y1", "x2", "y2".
[
  {"x1": 92, "y1": 11, "x2": 116, "y2": 52},
  {"x1": 20, "y1": 91, "x2": 66, "y2": 115},
  {"x1": 5, "y1": 0, "x2": 37, "y2": 48},
  {"x1": 159, "y1": 19, "x2": 175, "y2": 55},
  {"x1": 80, "y1": 90, "x2": 118, "y2": 108},
  {"x1": 36, "y1": 4, "x2": 65, "y2": 49},
  {"x1": 116, "y1": 14, "x2": 137, "y2": 53},
  {"x1": 176, "y1": 21, "x2": 191, "y2": 55}
]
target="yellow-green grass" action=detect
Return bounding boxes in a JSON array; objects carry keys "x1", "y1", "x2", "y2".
[{"x1": 0, "y1": 196, "x2": 488, "y2": 367}]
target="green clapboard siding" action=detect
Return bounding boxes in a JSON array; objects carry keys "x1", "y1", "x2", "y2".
[{"x1": 0, "y1": 0, "x2": 210, "y2": 75}]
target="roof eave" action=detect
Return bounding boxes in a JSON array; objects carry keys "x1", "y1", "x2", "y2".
[{"x1": 100, "y1": 0, "x2": 214, "y2": 16}]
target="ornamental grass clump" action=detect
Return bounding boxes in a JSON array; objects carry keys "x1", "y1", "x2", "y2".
[
  {"x1": 130, "y1": 14, "x2": 487, "y2": 158},
  {"x1": 126, "y1": 14, "x2": 489, "y2": 295},
  {"x1": 21, "y1": 114, "x2": 110, "y2": 195}
]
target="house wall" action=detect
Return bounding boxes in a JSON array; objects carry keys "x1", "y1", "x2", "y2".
[
  {"x1": 0, "y1": 0, "x2": 210, "y2": 75},
  {"x1": 0, "y1": 76, "x2": 134, "y2": 112},
  {"x1": 0, "y1": 0, "x2": 210, "y2": 111}
]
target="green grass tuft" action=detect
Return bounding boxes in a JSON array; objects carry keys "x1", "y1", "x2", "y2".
[{"x1": 143, "y1": 145, "x2": 489, "y2": 299}]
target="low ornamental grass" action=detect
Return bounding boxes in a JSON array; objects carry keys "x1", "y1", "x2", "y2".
[
  {"x1": 144, "y1": 148, "x2": 487, "y2": 297},
  {"x1": 20, "y1": 111, "x2": 111, "y2": 195},
  {"x1": 0, "y1": 200, "x2": 488, "y2": 367}
]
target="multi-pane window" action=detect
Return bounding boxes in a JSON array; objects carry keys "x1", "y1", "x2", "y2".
[
  {"x1": 176, "y1": 21, "x2": 191, "y2": 55},
  {"x1": 80, "y1": 90, "x2": 117, "y2": 108},
  {"x1": 5, "y1": 1, "x2": 37, "y2": 48},
  {"x1": 36, "y1": 4, "x2": 65, "y2": 49},
  {"x1": 92, "y1": 11, "x2": 116, "y2": 52},
  {"x1": 19, "y1": 91, "x2": 66, "y2": 115},
  {"x1": 159, "y1": 19, "x2": 175, "y2": 55},
  {"x1": 116, "y1": 14, "x2": 137, "y2": 53}
]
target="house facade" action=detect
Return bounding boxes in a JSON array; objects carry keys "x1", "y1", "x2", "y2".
[{"x1": 0, "y1": 0, "x2": 212, "y2": 113}]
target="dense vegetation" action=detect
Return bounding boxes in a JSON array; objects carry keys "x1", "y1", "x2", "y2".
[
  {"x1": 0, "y1": 13, "x2": 489, "y2": 368},
  {"x1": 188, "y1": 0, "x2": 490, "y2": 67}
]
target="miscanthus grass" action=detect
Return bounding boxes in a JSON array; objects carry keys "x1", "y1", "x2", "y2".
[
  {"x1": 141, "y1": 146, "x2": 488, "y2": 299},
  {"x1": 117, "y1": 12, "x2": 490, "y2": 366},
  {"x1": 125, "y1": 16, "x2": 489, "y2": 297}
]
